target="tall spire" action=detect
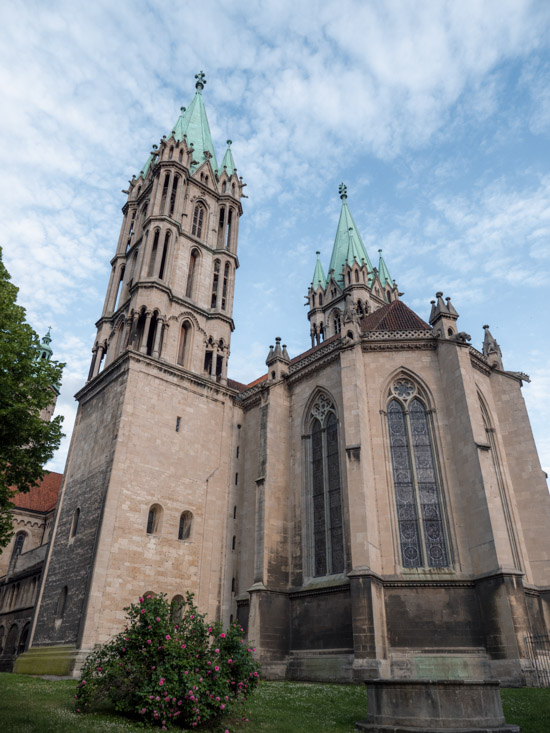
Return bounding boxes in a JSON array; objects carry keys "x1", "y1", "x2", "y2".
[
  {"x1": 38, "y1": 328, "x2": 53, "y2": 362},
  {"x1": 169, "y1": 72, "x2": 219, "y2": 172},
  {"x1": 311, "y1": 251, "x2": 327, "y2": 290},
  {"x1": 328, "y1": 183, "x2": 373, "y2": 284},
  {"x1": 221, "y1": 140, "x2": 237, "y2": 175},
  {"x1": 377, "y1": 249, "x2": 394, "y2": 288}
]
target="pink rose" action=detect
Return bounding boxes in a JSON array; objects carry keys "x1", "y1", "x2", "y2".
[{"x1": 220, "y1": 633, "x2": 225, "y2": 638}]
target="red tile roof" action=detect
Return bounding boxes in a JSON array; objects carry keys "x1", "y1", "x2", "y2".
[
  {"x1": 12, "y1": 471, "x2": 63, "y2": 513},
  {"x1": 360, "y1": 300, "x2": 431, "y2": 332}
]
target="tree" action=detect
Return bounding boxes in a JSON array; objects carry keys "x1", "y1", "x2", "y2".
[{"x1": 0, "y1": 247, "x2": 64, "y2": 549}]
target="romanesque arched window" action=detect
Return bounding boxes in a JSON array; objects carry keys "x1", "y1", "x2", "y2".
[
  {"x1": 178, "y1": 321, "x2": 191, "y2": 367},
  {"x1": 307, "y1": 394, "x2": 344, "y2": 577},
  {"x1": 387, "y1": 378, "x2": 448, "y2": 568},
  {"x1": 178, "y1": 511, "x2": 193, "y2": 540},
  {"x1": 146, "y1": 504, "x2": 163, "y2": 535},
  {"x1": 186, "y1": 249, "x2": 199, "y2": 298},
  {"x1": 192, "y1": 203, "x2": 205, "y2": 238}
]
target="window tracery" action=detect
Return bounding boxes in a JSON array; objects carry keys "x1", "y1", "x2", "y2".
[
  {"x1": 387, "y1": 379, "x2": 448, "y2": 568},
  {"x1": 307, "y1": 395, "x2": 344, "y2": 577}
]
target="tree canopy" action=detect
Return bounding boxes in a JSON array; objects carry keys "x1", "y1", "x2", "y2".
[{"x1": 0, "y1": 247, "x2": 64, "y2": 549}]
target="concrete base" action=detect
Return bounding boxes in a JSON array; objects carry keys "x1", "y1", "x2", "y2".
[{"x1": 355, "y1": 680, "x2": 520, "y2": 733}]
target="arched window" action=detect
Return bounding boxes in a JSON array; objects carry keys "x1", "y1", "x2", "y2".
[
  {"x1": 170, "y1": 595, "x2": 184, "y2": 622},
  {"x1": 192, "y1": 203, "x2": 205, "y2": 238},
  {"x1": 178, "y1": 321, "x2": 191, "y2": 367},
  {"x1": 169, "y1": 175, "x2": 179, "y2": 216},
  {"x1": 319, "y1": 294, "x2": 323, "y2": 306},
  {"x1": 126, "y1": 209, "x2": 136, "y2": 250},
  {"x1": 307, "y1": 394, "x2": 344, "y2": 577},
  {"x1": 55, "y1": 586, "x2": 68, "y2": 624},
  {"x1": 211, "y1": 259, "x2": 220, "y2": 308},
  {"x1": 387, "y1": 379, "x2": 448, "y2": 568},
  {"x1": 169, "y1": 145, "x2": 174, "y2": 160},
  {"x1": 217, "y1": 206, "x2": 226, "y2": 248},
  {"x1": 160, "y1": 173, "x2": 170, "y2": 212},
  {"x1": 158, "y1": 231, "x2": 170, "y2": 280},
  {"x1": 333, "y1": 310, "x2": 342, "y2": 335},
  {"x1": 148, "y1": 230, "x2": 160, "y2": 277},
  {"x1": 222, "y1": 181, "x2": 227, "y2": 194},
  {"x1": 5, "y1": 624, "x2": 19, "y2": 656},
  {"x1": 186, "y1": 249, "x2": 198, "y2": 298},
  {"x1": 70, "y1": 508, "x2": 80, "y2": 539},
  {"x1": 178, "y1": 511, "x2": 193, "y2": 540},
  {"x1": 225, "y1": 208, "x2": 233, "y2": 249},
  {"x1": 146, "y1": 504, "x2": 163, "y2": 535},
  {"x1": 221, "y1": 262, "x2": 230, "y2": 310},
  {"x1": 355, "y1": 270, "x2": 360, "y2": 283},
  {"x1": 11, "y1": 532, "x2": 25, "y2": 562}
]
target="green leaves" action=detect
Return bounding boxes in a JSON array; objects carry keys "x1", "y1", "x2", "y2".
[
  {"x1": 75, "y1": 593, "x2": 259, "y2": 730},
  {"x1": 0, "y1": 247, "x2": 65, "y2": 548}
]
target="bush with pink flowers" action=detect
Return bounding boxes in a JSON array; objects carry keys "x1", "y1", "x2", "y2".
[{"x1": 74, "y1": 593, "x2": 259, "y2": 730}]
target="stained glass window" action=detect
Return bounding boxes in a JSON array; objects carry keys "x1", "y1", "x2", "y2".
[
  {"x1": 387, "y1": 386, "x2": 448, "y2": 568},
  {"x1": 309, "y1": 398, "x2": 344, "y2": 577}
]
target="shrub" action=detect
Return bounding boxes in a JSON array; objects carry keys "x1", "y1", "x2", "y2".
[{"x1": 75, "y1": 592, "x2": 259, "y2": 730}]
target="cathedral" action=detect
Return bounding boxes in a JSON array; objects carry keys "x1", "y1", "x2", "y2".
[{"x1": 12, "y1": 72, "x2": 550, "y2": 685}]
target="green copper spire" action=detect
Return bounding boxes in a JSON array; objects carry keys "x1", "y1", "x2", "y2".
[
  {"x1": 170, "y1": 72, "x2": 219, "y2": 172},
  {"x1": 377, "y1": 249, "x2": 394, "y2": 288},
  {"x1": 220, "y1": 139, "x2": 237, "y2": 176},
  {"x1": 328, "y1": 183, "x2": 373, "y2": 284},
  {"x1": 38, "y1": 328, "x2": 53, "y2": 361},
  {"x1": 311, "y1": 251, "x2": 327, "y2": 290}
]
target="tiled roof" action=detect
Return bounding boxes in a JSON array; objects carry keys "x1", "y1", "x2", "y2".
[
  {"x1": 360, "y1": 300, "x2": 431, "y2": 332},
  {"x1": 12, "y1": 471, "x2": 63, "y2": 513},
  {"x1": 290, "y1": 334, "x2": 340, "y2": 365}
]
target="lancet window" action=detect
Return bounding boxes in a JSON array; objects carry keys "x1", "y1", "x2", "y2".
[
  {"x1": 192, "y1": 203, "x2": 205, "y2": 238},
  {"x1": 186, "y1": 249, "x2": 199, "y2": 298},
  {"x1": 177, "y1": 321, "x2": 190, "y2": 367},
  {"x1": 306, "y1": 394, "x2": 345, "y2": 577},
  {"x1": 386, "y1": 379, "x2": 448, "y2": 568},
  {"x1": 148, "y1": 230, "x2": 160, "y2": 277},
  {"x1": 211, "y1": 259, "x2": 220, "y2": 308},
  {"x1": 221, "y1": 262, "x2": 230, "y2": 310}
]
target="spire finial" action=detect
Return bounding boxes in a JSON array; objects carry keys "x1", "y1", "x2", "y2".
[
  {"x1": 226, "y1": 139, "x2": 232, "y2": 147},
  {"x1": 378, "y1": 248, "x2": 383, "y2": 254},
  {"x1": 339, "y1": 182, "x2": 348, "y2": 200},
  {"x1": 195, "y1": 70, "x2": 207, "y2": 92},
  {"x1": 180, "y1": 106, "x2": 186, "y2": 113}
]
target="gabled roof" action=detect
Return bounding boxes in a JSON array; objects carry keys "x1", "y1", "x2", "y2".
[
  {"x1": 328, "y1": 186, "x2": 373, "y2": 284},
  {"x1": 360, "y1": 300, "x2": 431, "y2": 332},
  {"x1": 12, "y1": 471, "x2": 63, "y2": 513}
]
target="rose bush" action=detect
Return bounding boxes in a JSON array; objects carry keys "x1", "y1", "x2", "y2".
[{"x1": 75, "y1": 593, "x2": 259, "y2": 730}]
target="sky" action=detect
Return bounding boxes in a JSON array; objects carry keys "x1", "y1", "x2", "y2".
[{"x1": 0, "y1": 0, "x2": 549, "y2": 478}]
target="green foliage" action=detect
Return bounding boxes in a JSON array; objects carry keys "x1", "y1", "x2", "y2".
[
  {"x1": 75, "y1": 593, "x2": 260, "y2": 730},
  {"x1": 0, "y1": 247, "x2": 64, "y2": 549}
]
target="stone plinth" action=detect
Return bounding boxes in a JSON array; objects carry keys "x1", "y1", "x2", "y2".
[{"x1": 355, "y1": 680, "x2": 520, "y2": 733}]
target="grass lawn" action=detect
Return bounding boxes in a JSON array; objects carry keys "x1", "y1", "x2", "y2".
[{"x1": 0, "y1": 673, "x2": 549, "y2": 732}]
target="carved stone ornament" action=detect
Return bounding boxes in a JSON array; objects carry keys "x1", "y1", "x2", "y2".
[
  {"x1": 311, "y1": 394, "x2": 333, "y2": 422},
  {"x1": 392, "y1": 379, "x2": 415, "y2": 401}
]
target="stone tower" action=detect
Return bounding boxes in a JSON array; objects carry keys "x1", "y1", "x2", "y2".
[{"x1": 21, "y1": 73, "x2": 246, "y2": 675}]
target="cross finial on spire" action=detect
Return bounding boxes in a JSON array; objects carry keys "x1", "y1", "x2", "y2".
[
  {"x1": 195, "y1": 71, "x2": 207, "y2": 92},
  {"x1": 339, "y1": 182, "x2": 347, "y2": 200}
]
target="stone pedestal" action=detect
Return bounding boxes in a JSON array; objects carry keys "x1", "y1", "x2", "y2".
[{"x1": 355, "y1": 680, "x2": 520, "y2": 733}]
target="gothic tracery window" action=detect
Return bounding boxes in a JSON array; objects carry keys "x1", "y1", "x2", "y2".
[
  {"x1": 192, "y1": 203, "x2": 205, "y2": 238},
  {"x1": 387, "y1": 379, "x2": 448, "y2": 568},
  {"x1": 307, "y1": 394, "x2": 344, "y2": 577}
]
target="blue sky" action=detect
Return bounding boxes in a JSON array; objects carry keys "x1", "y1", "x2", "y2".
[{"x1": 1, "y1": 0, "x2": 549, "y2": 477}]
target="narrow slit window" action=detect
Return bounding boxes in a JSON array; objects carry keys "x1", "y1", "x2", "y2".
[{"x1": 211, "y1": 260, "x2": 220, "y2": 308}]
